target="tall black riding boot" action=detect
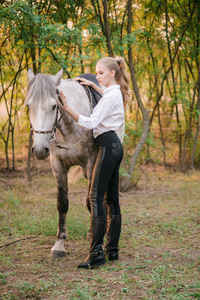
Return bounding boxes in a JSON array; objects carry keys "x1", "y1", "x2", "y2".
[
  {"x1": 104, "y1": 214, "x2": 122, "y2": 261},
  {"x1": 77, "y1": 216, "x2": 106, "y2": 269},
  {"x1": 85, "y1": 198, "x2": 107, "y2": 241}
]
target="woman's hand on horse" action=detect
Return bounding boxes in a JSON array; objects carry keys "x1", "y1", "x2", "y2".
[
  {"x1": 59, "y1": 91, "x2": 79, "y2": 122},
  {"x1": 74, "y1": 77, "x2": 103, "y2": 94},
  {"x1": 60, "y1": 91, "x2": 79, "y2": 122},
  {"x1": 60, "y1": 91, "x2": 68, "y2": 109},
  {"x1": 74, "y1": 77, "x2": 93, "y2": 86}
]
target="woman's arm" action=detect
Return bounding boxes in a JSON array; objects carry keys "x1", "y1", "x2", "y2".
[
  {"x1": 59, "y1": 90, "x2": 114, "y2": 131},
  {"x1": 60, "y1": 91, "x2": 79, "y2": 122},
  {"x1": 74, "y1": 77, "x2": 103, "y2": 94}
]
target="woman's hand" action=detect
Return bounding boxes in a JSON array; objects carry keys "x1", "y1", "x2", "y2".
[
  {"x1": 59, "y1": 91, "x2": 79, "y2": 122},
  {"x1": 74, "y1": 77, "x2": 93, "y2": 86},
  {"x1": 74, "y1": 77, "x2": 103, "y2": 94},
  {"x1": 60, "y1": 91, "x2": 68, "y2": 110}
]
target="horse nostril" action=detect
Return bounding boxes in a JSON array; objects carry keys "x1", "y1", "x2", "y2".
[
  {"x1": 31, "y1": 147, "x2": 34, "y2": 154},
  {"x1": 45, "y1": 148, "x2": 49, "y2": 155}
]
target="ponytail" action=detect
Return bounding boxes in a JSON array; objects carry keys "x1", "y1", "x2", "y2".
[
  {"x1": 115, "y1": 56, "x2": 131, "y2": 108},
  {"x1": 97, "y1": 56, "x2": 131, "y2": 108}
]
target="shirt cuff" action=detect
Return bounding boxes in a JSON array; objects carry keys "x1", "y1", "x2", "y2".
[{"x1": 77, "y1": 114, "x2": 84, "y2": 125}]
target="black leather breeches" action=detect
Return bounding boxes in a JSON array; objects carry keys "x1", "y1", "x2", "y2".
[{"x1": 89, "y1": 131, "x2": 123, "y2": 217}]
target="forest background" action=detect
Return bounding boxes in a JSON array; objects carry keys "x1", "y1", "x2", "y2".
[{"x1": 0, "y1": 0, "x2": 200, "y2": 190}]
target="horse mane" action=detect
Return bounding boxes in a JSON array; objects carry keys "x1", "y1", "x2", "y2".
[
  {"x1": 25, "y1": 72, "x2": 98, "y2": 118},
  {"x1": 25, "y1": 74, "x2": 58, "y2": 108}
]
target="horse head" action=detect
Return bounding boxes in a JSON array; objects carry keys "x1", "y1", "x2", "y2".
[{"x1": 26, "y1": 68, "x2": 63, "y2": 159}]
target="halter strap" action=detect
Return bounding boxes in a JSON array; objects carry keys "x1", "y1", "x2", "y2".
[
  {"x1": 30, "y1": 105, "x2": 63, "y2": 135},
  {"x1": 30, "y1": 124, "x2": 54, "y2": 134}
]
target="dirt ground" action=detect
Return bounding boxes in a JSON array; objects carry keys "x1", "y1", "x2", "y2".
[{"x1": 0, "y1": 159, "x2": 200, "y2": 299}]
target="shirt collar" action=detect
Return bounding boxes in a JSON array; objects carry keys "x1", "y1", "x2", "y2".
[{"x1": 102, "y1": 85, "x2": 121, "y2": 95}]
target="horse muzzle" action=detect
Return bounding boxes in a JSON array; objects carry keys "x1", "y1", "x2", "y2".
[
  {"x1": 31, "y1": 139, "x2": 50, "y2": 160},
  {"x1": 32, "y1": 147, "x2": 50, "y2": 159}
]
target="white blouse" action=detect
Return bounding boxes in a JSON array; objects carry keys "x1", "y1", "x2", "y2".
[{"x1": 78, "y1": 85, "x2": 124, "y2": 138}]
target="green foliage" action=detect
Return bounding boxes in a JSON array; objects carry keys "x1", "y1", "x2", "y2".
[
  {"x1": 123, "y1": 119, "x2": 157, "y2": 164},
  {"x1": 0, "y1": 0, "x2": 200, "y2": 172},
  {"x1": 120, "y1": 118, "x2": 158, "y2": 186}
]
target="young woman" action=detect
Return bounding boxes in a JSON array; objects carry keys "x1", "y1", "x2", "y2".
[{"x1": 60, "y1": 56, "x2": 130, "y2": 269}]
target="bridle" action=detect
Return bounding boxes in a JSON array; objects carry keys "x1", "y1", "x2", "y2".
[{"x1": 30, "y1": 104, "x2": 63, "y2": 138}]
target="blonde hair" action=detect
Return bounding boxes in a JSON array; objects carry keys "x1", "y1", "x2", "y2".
[{"x1": 97, "y1": 56, "x2": 131, "y2": 108}]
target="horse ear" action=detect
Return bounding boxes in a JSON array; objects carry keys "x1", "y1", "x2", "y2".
[
  {"x1": 53, "y1": 68, "x2": 63, "y2": 85},
  {"x1": 28, "y1": 68, "x2": 35, "y2": 81}
]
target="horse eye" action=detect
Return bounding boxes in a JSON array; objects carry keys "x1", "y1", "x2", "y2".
[{"x1": 52, "y1": 104, "x2": 57, "y2": 111}]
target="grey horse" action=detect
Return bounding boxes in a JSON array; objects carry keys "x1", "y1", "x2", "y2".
[{"x1": 25, "y1": 68, "x2": 124, "y2": 258}]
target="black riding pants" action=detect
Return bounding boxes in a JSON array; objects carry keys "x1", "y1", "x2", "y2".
[{"x1": 89, "y1": 131, "x2": 123, "y2": 217}]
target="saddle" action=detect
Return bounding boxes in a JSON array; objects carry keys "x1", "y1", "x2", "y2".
[{"x1": 76, "y1": 73, "x2": 102, "y2": 108}]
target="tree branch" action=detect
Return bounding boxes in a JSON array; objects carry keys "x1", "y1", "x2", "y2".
[{"x1": 0, "y1": 234, "x2": 41, "y2": 248}]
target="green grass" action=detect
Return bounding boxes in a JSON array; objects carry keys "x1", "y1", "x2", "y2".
[
  {"x1": 0, "y1": 175, "x2": 89, "y2": 240},
  {"x1": 0, "y1": 168, "x2": 199, "y2": 299}
]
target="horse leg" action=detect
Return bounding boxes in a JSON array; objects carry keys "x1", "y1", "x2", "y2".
[{"x1": 50, "y1": 160, "x2": 69, "y2": 259}]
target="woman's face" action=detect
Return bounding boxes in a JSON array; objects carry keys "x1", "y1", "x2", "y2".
[{"x1": 96, "y1": 62, "x2": 116, "y2": 88}]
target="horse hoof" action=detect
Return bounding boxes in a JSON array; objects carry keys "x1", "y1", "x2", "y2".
[{"x1": 50, "y1": 250, "x2": 66, "y2": 259}]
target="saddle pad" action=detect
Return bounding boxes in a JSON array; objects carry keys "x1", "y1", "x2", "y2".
[{"x1": 76, "y1": 73, "x2": 102, "y2": 108}]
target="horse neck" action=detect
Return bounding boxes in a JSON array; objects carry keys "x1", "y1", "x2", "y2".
[
  {"x1": 57, "y1": 80, "x2": 91, "y2": 138},
  {"x1": 60, "y1": 79, "x2": 91, "y2": 112}
]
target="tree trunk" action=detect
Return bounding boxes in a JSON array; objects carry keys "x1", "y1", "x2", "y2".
[
  {"x1": 165, "y1": 0, "x2": 182, "y2": 165},
  {"x1": 147, "y1": 37, "x2": 166, "y2": 165},
  {"x1": 90, "y1": 0, "x2": 113, "y2": 56},
  {"x1": 191, "y1": 68, "x2": 200, "y2": 169},
  {"x1": 27, "y1": 131, "x2": 32, "y2": 181},
  {"x1": 102, "y1": 0, "x2": 113, "y2": 57},
  {"x1": 158, "y1": 103, "x2": 166, "y2": 166},
  {"x1": 11, "y1": 126, "x2": 15, "y2": 170},
  {"x1": 182, "y1": 81, "x2": 197, "y2": 171},
  {"x1": 191, "y1": 2, "x2": 200, "y2": 169},
  {"x1": 121, "y1": 0, "x2": 150, "y2": 191}
]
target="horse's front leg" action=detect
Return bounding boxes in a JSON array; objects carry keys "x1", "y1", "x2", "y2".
[
  {"x1": 50, "y1": 184, "x2": 68, "y2": 258},
  {"x1": 50, "y1": 159, "x2": 69, "y2": 258}
]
